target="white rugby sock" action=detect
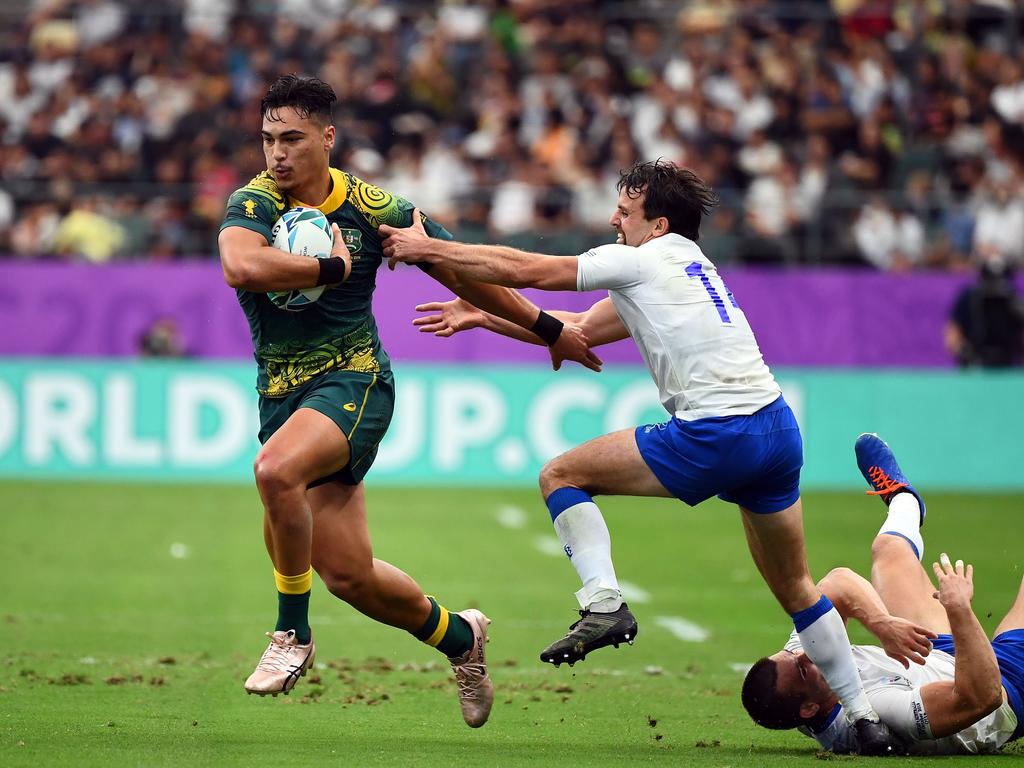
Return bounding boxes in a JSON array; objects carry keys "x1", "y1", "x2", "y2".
[
  {"x1": 551, "y1": 500, "x2": 622, "y2": 612},
  {"x1": 878, "y1": 492, "x2": 924, "y2": 561},
  {"x1": 794, "y1": 597, "x2": 877, "y2": 723}
]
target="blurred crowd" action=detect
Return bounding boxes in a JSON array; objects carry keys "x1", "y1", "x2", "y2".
[{"x1": 1, "y1": 0, "x2": 1023, "y2": 270}]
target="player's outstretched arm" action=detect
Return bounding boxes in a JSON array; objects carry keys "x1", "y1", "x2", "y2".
[
  {"x1": 574, "y1": 298, "x2": 631, "y2": 345},
  {"x1": 917, "y1": 555, "x2": 1003, "y2": 738},
  {"x1": 818, "y1": 567, "x2": 935, "y2": 667},
  {"x1": 381, "y1": 208, "x2": 579, "y2": 291},
  {"x1": 415, "y1": 296, "x2": 628, "y2": 348},
  {"x1": 424, "y1": 261, "x2": 602, "y2": 372},
  {"x1": 414, "y1": 297, "x2": 563, "y2": 342},
  {"x1": 219, "y1": 224, "x2": 351, "y2": 291}
]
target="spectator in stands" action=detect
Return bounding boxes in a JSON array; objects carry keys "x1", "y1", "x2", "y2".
[
  {"x1": 139, "y1": 316, "x2": 187, "y2": 358},
  {"x1": 974, "y1": 180, "x2": 1024, "y2": 265},
  {"x1": 53, "y1": 197, "x2": 125, "y2": 262},
  {"x1": 853, "y1": 196, "x2": 925, "y2": 272},
  {"x1": 0, "y1": 1, "x2": 1021, "y2": 266}
]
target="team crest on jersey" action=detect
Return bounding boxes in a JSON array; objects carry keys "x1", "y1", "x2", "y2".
[
  {"x1": 243, "y1": 199, "x2": 257, "y2": 218},
  {"x1": 340, "y1": 228, "x2": 363, "y2": 257}
]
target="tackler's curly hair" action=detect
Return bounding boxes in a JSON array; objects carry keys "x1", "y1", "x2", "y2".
[{"x1": 617, "y1": 159, "x2": 719, "y2": 241}]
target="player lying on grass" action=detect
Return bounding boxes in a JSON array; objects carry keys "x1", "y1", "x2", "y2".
[
  {"x1": 742, "y1": 433, "x2": 1024, "y2": 755},
  {"x1": 381, "y1": 159, "x2": 906, "y2": 754}
]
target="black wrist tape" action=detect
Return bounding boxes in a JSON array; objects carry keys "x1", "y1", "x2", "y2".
[
  {"x1": 317, "y1": 257, "x2": 348, "y2": 285},
  {"x1": 530, "y1": 311, "x2": 564, "y2": 346}
]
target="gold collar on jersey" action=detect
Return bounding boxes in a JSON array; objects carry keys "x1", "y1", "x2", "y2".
[{"x1": 289, "y1": 168, "x2": 348, "y2": 216}]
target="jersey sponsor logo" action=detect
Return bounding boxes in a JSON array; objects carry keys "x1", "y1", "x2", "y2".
[
  {"x1": 911, "y1": 697, "x2": 930, "y2": 739},
  {"x1": 343, "y1": 402, "x2": 357, "y2": 412}
]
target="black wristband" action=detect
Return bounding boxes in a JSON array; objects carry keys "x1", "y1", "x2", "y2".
[
  {"x1": 317, "y1": 257, "x2": 348, "y2": 285},
  {"x1": 530, "y1": 311, "x2": 564, "y2": 346}
]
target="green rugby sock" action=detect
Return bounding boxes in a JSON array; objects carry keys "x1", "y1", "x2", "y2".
[
  {"x1": 274, "y1": 568, "x2": 313, "y2": 644},
  {"x1": 276, "y1": 591, "x2": 312, "y2": 644},
  {"x1": 412, "y1": 597, "x2": 473, "y2": 658}
]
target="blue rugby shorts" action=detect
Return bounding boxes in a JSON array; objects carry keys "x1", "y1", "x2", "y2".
[{"x1": 634, "y1": 395, "x2": 803, "y2": 514}]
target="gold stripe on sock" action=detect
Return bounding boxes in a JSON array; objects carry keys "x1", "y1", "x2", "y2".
[
  {"x1": 275, "y1": 567, "x2": 313, "y2": 595},
  {"x1": 424, "y1": 606, "x2": 450, "y2": 647}
]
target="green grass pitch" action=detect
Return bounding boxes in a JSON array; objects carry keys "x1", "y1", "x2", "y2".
[{"x1": 1, "y1": 481, "x2": 1022, "y2": 766}]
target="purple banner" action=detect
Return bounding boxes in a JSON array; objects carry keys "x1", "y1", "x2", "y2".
[{"x1": 0, "y1": 260, "x2": 987, "y2": 367}]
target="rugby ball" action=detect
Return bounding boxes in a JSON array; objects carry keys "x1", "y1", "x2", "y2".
[{"x1": 267, "y1": 207, "x2": 334, "y2": 311}]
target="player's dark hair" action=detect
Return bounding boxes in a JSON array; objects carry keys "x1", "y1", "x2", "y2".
[
  {"x1": 617, "y1": 159, "x2": 719, "y2": 241},
  {"x1": 741, "y1": 657, "x2": 806, "y2": 730},
  {"x1": 261, "y1": 74, "x2": 336, "y2": 126}
]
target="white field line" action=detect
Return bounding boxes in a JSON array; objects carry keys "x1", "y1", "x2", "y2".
[
  {"x1": 617, "y1": 580, "x2": 651, "y2": 604},
  {"x1": 654, "y1": 615, "x2": 710, "y2": 642},
  {"x1": 533, "y1": 535, "x2": 565, "y2": 557},
  {"x1": 495, "y1": 505, "x2": 528, "y2": 529}
]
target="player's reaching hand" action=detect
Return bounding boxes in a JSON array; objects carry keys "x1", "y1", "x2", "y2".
[
  {"x1": 382, "y1": 208, "x2": 433, "y2": 269},
  {"x1": 933, "y1": 553, "x2": 974, "y2": 612},
  {"x1": 872, "y1": 615, "x2": 937, "y2": 668},
  {"x1": 551, "y1": 323, "x2": 602, "y2": 372},
  {"x1": 413, "y1": 296, "x2": 604, "y2": 372},
  {"x1": 414, "y1": 298, "x2": 487, "y2": 337}
]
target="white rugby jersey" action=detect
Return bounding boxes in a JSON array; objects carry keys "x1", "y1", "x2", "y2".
[
  {"x1": 576, "y1": 233, "x2": 780, "y2": 421},
  {"x1": 784, "y1": 633, "x2": 1018, "y2": 755}
]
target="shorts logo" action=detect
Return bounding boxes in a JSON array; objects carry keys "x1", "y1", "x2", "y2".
[
  {"x1": 343, "y1": 402, "x2": 357, "y2": 412},
  {"x1": 564, "y1": 545, "x2": 573, "y2": 558}
]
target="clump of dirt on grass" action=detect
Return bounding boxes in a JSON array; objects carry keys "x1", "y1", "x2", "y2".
[
  {"x1": 359, "y1": 656, "x2": 394, "y2": 673},
  {"x1": 695, "y1": 739, "x2": 721, "y2": 748},
  {"x1": 51, "y1": 673, "x2": 90, "y2": 686},
  {"x1": 105, "y1": 674, "x2": 144, "y2": 685}
]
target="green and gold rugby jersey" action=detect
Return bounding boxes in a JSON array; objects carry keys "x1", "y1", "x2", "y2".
[{"x1": 220, "y1": 168, "x2": 451, "y2": 397}]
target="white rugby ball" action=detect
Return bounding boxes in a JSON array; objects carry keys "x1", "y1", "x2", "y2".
[{"x1": 267, "y1": 206, "x2": 334, "y2": 311}]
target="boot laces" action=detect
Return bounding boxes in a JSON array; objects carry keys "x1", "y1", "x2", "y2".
[
  {"x1": 865, "y1": 465, "x2": 906, "y2": 497},
  {"x1": 255, "y1": 631, "x2": 297, "y2": 672}
]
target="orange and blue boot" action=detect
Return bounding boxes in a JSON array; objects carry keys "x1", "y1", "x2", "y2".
[{"x1": 854, "y1": 432, "x2": 926, "y2": 524}]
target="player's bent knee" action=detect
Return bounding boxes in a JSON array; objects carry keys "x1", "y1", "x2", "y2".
[
  {"x1": 538, "y1": 458, "x2": 575, "y2": 498},
  {"x1": 822, "y1": 566, "x2": 855, "y2": 581},
  {"x1": 871, "y1": 534, "x2": 909, "y2": 559},
  {"x1": 253, "y1": 452, "x2": 301, "y2": 498},
  {"x1": 317, "y1": 568, "x2": 371, "y2": 604}
]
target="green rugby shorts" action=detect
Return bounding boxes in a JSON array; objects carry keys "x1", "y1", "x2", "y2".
[{"x1": 257, "y1": 369, "x2": 395, "y2": 486}]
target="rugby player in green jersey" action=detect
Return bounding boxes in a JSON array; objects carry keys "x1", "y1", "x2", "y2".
[{"x1": 218, "y1": 75, "x2": 599, "y2": 727}]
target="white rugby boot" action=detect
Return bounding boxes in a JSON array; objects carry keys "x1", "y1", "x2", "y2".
[
  {"x1": 449, "y1": 609, "x2": 494, "y2": 727},
  {"x1": 244, "y1": 629, "x2": 315, "y2": 696}
]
